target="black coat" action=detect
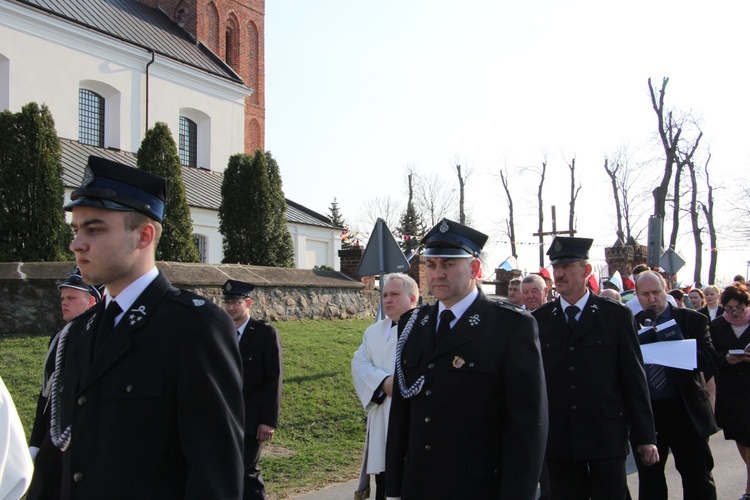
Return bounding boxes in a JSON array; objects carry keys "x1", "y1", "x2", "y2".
[
  {"x1": 59, "y1": 272, "x2": 244, "y2": 499},
  {"x1": 534, "y1": 295, "x2": 656, "y2": 461},
  {"x1": 386, "y1": 291, "x2": 548, "y2": 500},
  {"x1": 635, "y1": 306, "x2": 718, "y2": 439},
  {"x1": 239, "y1": 318, "x2": 283, "y2": 443},
  {"x1": 709, "y1": 316, "x2": 750, "y2": 432}
]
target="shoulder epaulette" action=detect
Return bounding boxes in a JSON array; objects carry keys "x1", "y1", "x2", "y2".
[{"x1": 492, "y1": 300, "x2": 527, "y2": 314}]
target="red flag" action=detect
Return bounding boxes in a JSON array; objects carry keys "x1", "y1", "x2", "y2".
[
  {"x1": 587, "y1": 273, "x2": 600, "y2": 294},
  {"x1": 624, "y1": 274, "x2": 635, "y2": 291},
  {"x1": 539, "y1": 267, "x2": 551, "y2": 279}
]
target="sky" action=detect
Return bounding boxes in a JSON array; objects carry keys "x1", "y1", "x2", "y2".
[{"x1": 264, "y1": 0, "x2": 750, "y2": 286}]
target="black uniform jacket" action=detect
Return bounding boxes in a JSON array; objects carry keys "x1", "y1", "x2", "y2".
[
  {"x1": 239, "y1": 318, "x2": 282, "y2": 442},
  {"x1": 59, "y1": 272, "x2": 245, "y2": 499},
  {"x1": 386, "y1": 291, "x2": 548, "y2": 500},
  {"x1": 534, "y1": 295, "x2": 656, "y2": 461},
  {"x1": 636, "y1": 306, "x2": 718, "y2": 438},
  {"x1": 710, "y1": 315, "x2": 750, "y2": 432}
]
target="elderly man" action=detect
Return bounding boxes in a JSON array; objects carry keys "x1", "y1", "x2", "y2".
[
  {"x1": 522, "y1": 273, "x2": 549, "y2": 312},
  {"x1": 386, "y1": 218, "x2": 548, "y2": 499},
  {"x1": 55, "y1": 156, "x2": 244, "y2": 497},
  {"x1": 352, "y1": 273, "x2": 419, "y2": 500},
  {"x1": 633, "y1": 271, "x2": 718, "y2": 500},
  {"x1": 27, "y1": 268, "x2": 101, "y2": 500},
  {"x1": 507, "y1": 277, "x2": 524, "y2": 307},
  {"x1": 533, "y1": 237, "x2": 658, "y2": 499},
  {"x1": 222, "y1": 279, "x2": 283, "y2": 500}
]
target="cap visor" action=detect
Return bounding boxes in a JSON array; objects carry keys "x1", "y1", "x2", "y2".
[
  {"x1": 423, "y1": 247, "x2": 475, "y2": 258},
  {"x1": 65, "y1": 197, "x2": 136, "y2": 212}
]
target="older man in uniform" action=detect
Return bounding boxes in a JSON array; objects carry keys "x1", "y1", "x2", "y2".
[
  {"x1": 386, "y1": 219, "x2": 548, "y2": 500},
  {"x1": 27, "y1": 269, "x2": 101, "y2": 500},
  {"x1": 54, "y1": 156, "x2": 244, "y2": 498},
  {"x1": 222, "y1": 279, "x2": 283, "y2": 500},
  {"x1": 533, "y1": 237, "x2": 658, "y2": 499},
  {"x1": 633, "y1": 271, "x2": 718, "y2": 500}
]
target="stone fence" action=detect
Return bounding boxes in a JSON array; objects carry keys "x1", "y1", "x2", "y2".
[{"x1": 0, "y1": 262, "x2": 379, "y2": 336}]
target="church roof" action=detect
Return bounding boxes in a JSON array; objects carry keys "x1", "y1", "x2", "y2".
[
  {"x1": 59, "y1": 140, "x2": 338, "y2": 229},
  {"x1": 14, "y1": 0, "x2": 243, "y2": 85}
]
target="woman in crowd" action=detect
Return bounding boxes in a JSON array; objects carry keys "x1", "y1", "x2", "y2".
[
  {"x1": 701, "y1": 285, "x2": 724, "y2": 321},
  {"x1": 689, "y1": 288, "x2": 707, "y2": 311},
  {"x1": 710, "y1": 283, "x2": 750, "y2": 500}
]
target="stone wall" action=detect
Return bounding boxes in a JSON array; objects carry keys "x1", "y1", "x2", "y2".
[{"x1": 0, "y1": 262, "x2": 378, "y2": 336}]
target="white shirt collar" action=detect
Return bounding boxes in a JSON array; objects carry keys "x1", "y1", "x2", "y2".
[
  {"x1": 559, "y1": 290, "x2": 590, "y2": 321},
  {"x1": 438, "y1": 286, "x2": 479, "y2": 327},
  {"x1": 104, "y1": 267, "x2": 159, "y2": 325},
  {"x1": 236, "y1": 317, "x2": 251, "y2": 341}
]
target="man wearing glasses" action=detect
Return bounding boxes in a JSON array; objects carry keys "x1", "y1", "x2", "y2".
[{"x1": 222, "y1": 279, "x2": 283, "y2": 500}]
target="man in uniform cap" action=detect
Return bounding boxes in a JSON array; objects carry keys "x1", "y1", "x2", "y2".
[
  {"x1": 27, "y1": 268, "x2": 100, "y2": 500},
  {"x1": 532, "y1": 236, "x2": 658, "y2": 499},
  {"x1": 385, "y1": 218, "x2": 548, "y2": 499},
  {"x1": 55, "y1": 155, "x2": 244, "y2": 498},
  {"x1": 222, "y1": 279, "x2": 283, "y2": 500}
]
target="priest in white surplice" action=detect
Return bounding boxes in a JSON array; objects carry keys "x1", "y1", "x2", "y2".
[{"x1": 352, "y1": 274, "x2": 419, "y2": 500}]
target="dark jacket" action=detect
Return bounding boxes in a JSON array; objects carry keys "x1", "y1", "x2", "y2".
[
  {"x1": 386, "y1": 291, "x2": 548, "y2": 500},
  {"x1": 709, "y1": 316, "x2": 750, "y2": 432},
  {"x1": 239, "y1": 318, "x2": 283, "y2": 443},
  {"x1": 635, "y1": 306, "x2": 718, "y2": 438},
  {"x1": 59, "y1": 272, "x2": 244, "y2": 499},
  {"x1": 534, "y1": 294, "x2": 656, "y2": 461}
]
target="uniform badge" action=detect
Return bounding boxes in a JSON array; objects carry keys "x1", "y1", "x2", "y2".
[
  {"x1": 468, "y1": 313, "x2": 480, "y2": 326},
  {"x1": 439, "y1": 220, "x2": 449, "y2": 233},
  {"x1": 551, "y1": 306, "x2": 559, "y2": 316},
  {"x1": 81, "y1": 166, "x2": 95, "y2": 187},
  {"x1": 589, "y1": 304, "x2": 599, "y2": 313},
  {"x1": 420, "y1": 314, "x2": 430, "y2": 326},
  {"x1": 193, "y1": 299, "x2": 205, "y2": 306},
  {"x1": 554, "y1": 240, "x2": 562, "y2": 252},
  {"x1": 86, "y1": 316, "x2": 95, "y2": 331},
  {"x1": 128, "y1": 305, "x2": 147, "y2": 326},
  {"x1": 452, "y1": 356, "x2": 466, "y2": 369},
  {"x1": 226, "y1": 282, "x2": 232, "y2": 291}
]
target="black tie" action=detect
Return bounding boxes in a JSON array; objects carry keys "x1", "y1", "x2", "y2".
[
  {"x1": 95, "y1": 300, "x2": 122, "y2": 355},
  {"x1": 566, "y1": 305, "x2": 580, "y2": 331},
  {"x1": 435, "y1": 309, "x2": 455, "y2": 343}
]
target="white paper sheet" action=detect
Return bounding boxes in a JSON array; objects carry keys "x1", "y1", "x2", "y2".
[{"x1": 640, "y1": 339, "x2": 697, "y2": 370}]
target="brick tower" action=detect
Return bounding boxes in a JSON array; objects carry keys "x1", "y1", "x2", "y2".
[{"x1": 137, "y1": 0, "x2": 265, "y2": 153}]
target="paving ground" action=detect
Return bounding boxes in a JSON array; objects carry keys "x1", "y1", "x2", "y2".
[{"x1": 290, "y1": 433, "x2": 747, "y2": 499}]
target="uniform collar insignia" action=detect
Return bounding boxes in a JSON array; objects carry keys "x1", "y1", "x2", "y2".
[
  {"x1": 589, "y1": 304, "x2": 599, "y2": 313},
  {"x1": 420, "y1": 314, "x2": 430, "y2": 326},
  {"x1": 193, "y1": 299, "x2": 205, "y2": 306},
  {"x1": 128, "y1": 305, "x2": 147, "y2": 326},
  {"x1": 552, "y1": 305, "x2": 559, "y2": 316},
  {"x1": 452, "y1": 356, "x2": 466, "y2": 369},
  {"x1": 86, "y1": 316, "x2": 95, "y2": 331},
  {"x1": 468, "y1": 313, "x2": 480, "y2": 326}
]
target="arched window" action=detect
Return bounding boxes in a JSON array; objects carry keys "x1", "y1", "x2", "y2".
[
  {"x1": 79, "y1": 89, "x2": 105, "y2": 147},
  {"x1": 194, "y1": 234, "x2": 208, "y2": 263},
  {"x1": 179, "y1": 116, "x2": 197, "y2": 167},
  {"x1": 226, "y1": 14, "x2": 240, "y2": 71},
  {"x1": 247, "y1": 21, "x2": 260, "y2": 105},
  {"x1": 205, "y1": 2, "x2": 220, "y2": 54}
]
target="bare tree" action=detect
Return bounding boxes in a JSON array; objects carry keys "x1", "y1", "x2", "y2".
[
  {"x1": 526, "y1": 160, "x2": 548, "y2": 268},
  {"x1": 603, "y1": 157, "x2": 626, "y2": 244},
  {"x1": 455, "y1": 164, "x2": 469, "y2": 224},
  {"x1": 686, "y1": 159, "x2": 703, "y2": 286},
  {"x1": 499, "y1": 167, "x2": 518, "y2": 259},
  {"x1": 668, "y1": 131, "x2": 703, "y2": 249},
  {"x1": 699, "y1": 155, "x2": 718, "y2": 285},
  {"x1": 358, "y1": 195, "x2": 402, "y2": 233},
  {"x1": 413, "y1": 170, "x2": 456, "y2": 228},
  {"x1": 648, "y1": 77, "x2": 681, "y2": 220},
  {"x1": 566, "y1": 156, "x2": 581, "y2": 233}
]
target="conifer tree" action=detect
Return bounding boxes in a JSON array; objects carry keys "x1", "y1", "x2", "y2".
[
  {"x1": 397, "y1": 173, "x2": 424, "y2": 254},
  {"x1": 0, "y1": 102, "x2": 71, "y2": 261},
  {"x1": 220, "y1": 151, "x2": 294, "y2": 267},
  {"x1": 137, "y1": 122, "x2": 199, "y2": 262},
  {"x1": 327, "y1": 197, "x2": 353, "y2": 249},
  {"x1": 265, "y1": 152, "x2": 295, "y2": 267}
]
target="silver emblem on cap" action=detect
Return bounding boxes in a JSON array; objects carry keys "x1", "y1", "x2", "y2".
[
  {"x1": 226, "y1": 283, "x2": 232, "y2": 291},
  {"x1": 81, "y1": 166, "x2": 95, "y2": 187},
  {"x1": 439, "y1": 220, "x2": 449, "y2": 233},
  {"x1": 554, "y1": 240, "x2": 562, "y2": 252}
]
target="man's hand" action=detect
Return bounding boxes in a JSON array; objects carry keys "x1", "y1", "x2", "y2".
[
  {"x1": 636, "y1": 444, "x2": 659, "y2": 466},
  {"x1": 382, "y1": 376, "x2": 394, "y2": 397},
  {"x1": 257, "y1": 424, "x2": 275, "y2": 443}
]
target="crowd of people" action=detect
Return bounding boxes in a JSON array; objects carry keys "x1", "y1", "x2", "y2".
[
  {"x1": 351, "y1": 220, "x2": 750, "y2": 500},
  {"x1": 0, "y1": 158, "x2": 747, "y2": 499}
]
